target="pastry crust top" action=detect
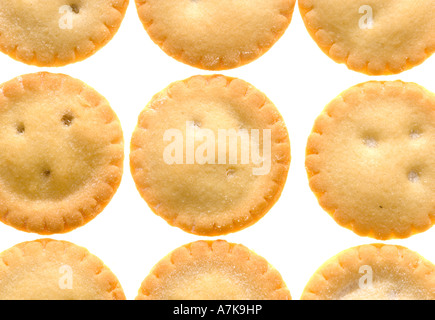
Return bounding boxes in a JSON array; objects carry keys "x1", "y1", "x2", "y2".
[
  {"x1": 0, "y1": 239, "x2": 125, "y2": 300},
  {"x1": 135, "y1": 0, "x2": 295, "y2": 70},
  {"x1": 0, "y1": 0, "x2": 129, "y2": 66},
  {"x1": 136, "y1": 240, "x2": 291, "y2": 300},
  {"x1": 299, "y1": 0, "x2": 435, "y2": 75},
  {"x1": 306, "y1": 81, "x2": 435, "y2": 240},
  {"x1": 301, "y1": 244, "x2": 435, "y2": 300},
  {"x1": 0, "y1": 72, "x2": 124, "y2": 234},
  {"x1": 130, "y1": 75, "x2": 290, "y2": 236}
]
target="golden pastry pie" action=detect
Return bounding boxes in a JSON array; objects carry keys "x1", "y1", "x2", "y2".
[
  {"x1": 0, "y1": 72, "x2": 124, "y2": 234},
  {"x1": 135, "y1": 0, "x2": 296, "y2": 70},
  {"x1": 0, "y1": 0, "x2": 129, "y2": 66},
  {"x1": 130, "y1": 74, "x2": 290, "y2": 236},
  {"x1": 136, "y1": 240, "x2": 291, "y2": 300},
  {"x1": 0, "y1": 239, "x2": 125, "y2": 300},
  {"x1": 301, "y1": 244, "x2": 435, "y2": 300},
  {"x1": 306, "y1": 81, "x2": 435, "y2": 239},
  {"x1": 299, "y1": 0, "x2": 435, "y2": 75}
]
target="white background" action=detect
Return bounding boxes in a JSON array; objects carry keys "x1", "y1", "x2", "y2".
[{"x1": 0, "y1": 3, "x2": 433, "y2": 300}]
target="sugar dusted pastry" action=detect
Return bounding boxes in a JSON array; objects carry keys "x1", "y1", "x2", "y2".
[
  {"x1": 130, "y1": 75, "x2": 290, "y2": 236},
  {"x1": 135, "y1": 0, "x2": 296, "y2": 70},
  {"x1": 136, "y1": 240, "x2": 291, "y2": 300},
  {"x1": 0, "y1": 0, "x2": 128, "y2": 66},
  {"x1": 302, "y1": 244, "x2": 435, "y2": 300},
  {"x1": 306, "y1": 81, "x2": 435, "y2": 239},
  {"x1": 299, "y1": 0, "x2": 435, "y2": 75},
  {"x1": 0, "y1": 72, "x2": 124, "y2": 234},
  {"x1": 0, "y1": 239, "x2": 125, "y2": 300}
]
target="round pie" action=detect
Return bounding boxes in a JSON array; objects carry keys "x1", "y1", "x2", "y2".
[
  {"x1": 0, "y1": 72, "x2": 124, "y2": 234},
  {"x1": 136, "y1": 240, "x2": 291, "y2": 300},
  {"x1": 0, "y1": 0, "x2": 129, "y2": 66},
  {"x1": 0, "y1": 239, "x2": 125, "y2": 300},
  {"x1": 299, "y1": 0, "x2": 435, "y2": 75},
  {"x1": 306, "y1": 81, "x2": 435, "y2": 240},
  {"x1": 135, "y1": 0, "x2": 296, "y2": 70},
  {"x1": 130, "y1": 74, "x2": 290, "y2": 236},
  {"x1": 301, "y1": 244, "x2": 435, "y2": 300}
]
